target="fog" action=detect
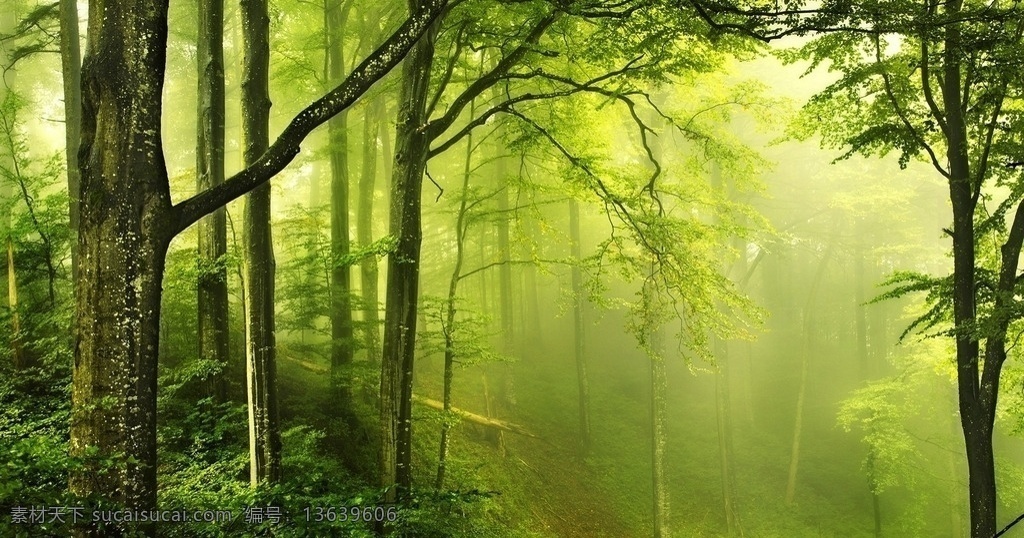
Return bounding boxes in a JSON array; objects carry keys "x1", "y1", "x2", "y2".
[{"x1": 2, "y1": 1, "x2": 1024, "y2": 537}]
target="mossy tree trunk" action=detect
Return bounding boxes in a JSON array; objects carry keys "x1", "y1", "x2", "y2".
[{"x1": 380, "y1": 0, "x2": 437, "y2": 500}]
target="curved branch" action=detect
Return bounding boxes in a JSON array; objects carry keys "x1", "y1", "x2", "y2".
[
  {"x1": 873, "y1": 32, "x2": 950, "y2": 179},
  {"x1": 170, "y1": 0, "x2": 452, "y2": 236},
  {"x1": 422, "y1": 13, "x2": 558, "y2": 142}
]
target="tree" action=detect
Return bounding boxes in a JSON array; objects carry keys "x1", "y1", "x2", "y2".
[
  {"x1": 569, "y1": 197, "x2": 590, "y2": 456},
  {"x1": 240, "y1": 0, "x2": 281, "y2": 485},
  {"x1": 196, "y1": 0, "x2": 229, "y2": 401},
  {"x1": 326, "y1": 0, "x2": 355, "y2": 401},
  {"x1": 68, "y1": 0, "x2": 447, "y2": 521},
  {"x1": 381, "y1": 0, "x2": 439, "y2": 500},
  {"x1": 779, "y1": 2, "x2": 1024, "y2": 534},
  {"x1": 59, "y1": 0, "x2": 81, "y2": 280}
]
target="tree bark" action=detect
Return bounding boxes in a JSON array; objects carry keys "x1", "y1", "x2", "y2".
[
  {"x1": 714, "y1": 336, "x2": 739, "y2": 534},
  {"x1": 380, "y1": 0, "x2": 438, "y2": 501},
  {"x1": 650, "y1": 324, "x2": 670, "y2": 538},
  {"x1": 197, "y1": 0, "x2": 229, "y2": 401},
  {"x1": 359, "y1": 98, "x2": 383, "y2": 365},
  {"x1": 241, "y1": 0, "x2": 281, "y2": 485},
  {"x1": 69, "y1": 2, "x2": 174, "y2": 528},
  {"x1": 59, "y1": 0, "x2": 81, "y2": 281},
  {"x1": 326, "y1": 0, "x2": 355, "y2": 400}
]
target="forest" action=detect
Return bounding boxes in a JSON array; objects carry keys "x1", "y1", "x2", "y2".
[{"x1": 1, "y1": 0, "x2": 1024, "y2": 536}]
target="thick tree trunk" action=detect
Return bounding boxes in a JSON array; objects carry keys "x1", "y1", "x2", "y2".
[
  {"x1": 569, "y1": 198, "x2": 590, "y2": 456},
  {"x1": 59, "y1": 0, "x2": 82, "y2": 280},
  {"x1": 197, "y1": 0, "x2": 229, "y2": 401},
  {"x1": 326, "y1": 0, "x2": 354, "y2": 399},
  {"x1": 380, "y1": 0, "x2": 437, "y2": 500},
  {"x1": 359, "y1": 98, "x2": 382, "y2": 365},
  {"x1": 241, "y1": 0, "x2": 281, "y2": 485},
  {"x1": 69, "y1": 2, "x2": 173, "y2": 532}
]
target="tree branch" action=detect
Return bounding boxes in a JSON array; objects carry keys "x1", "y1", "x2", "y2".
[
  {"x1": 170, "y1": 0, "x2": 451, "y2": 236},
  {"x1": 422, "y1": 13, "x2": 558, "y2": 142}
]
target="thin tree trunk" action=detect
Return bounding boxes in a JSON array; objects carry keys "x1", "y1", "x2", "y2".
[
  {"x1": 494, "y1": 154, "x2": 516, "y2": 412},
  {"x1": 785, "y1": 243, "x2": 834, "y2": 504},
  {"x1": 359, "y1": 98, "x2": 382, "y2": 366},
  {"x1": 327, "y1": 0, "x2": 354, "y2": 401},
  {"x1": 569, "y1": 198, "x2": 590, "y2": 456},
  {"x1": 241, "y1": 0, "x2": 281, "y2": 485},
  {"x1": 436, "y1": 102, "x2": 474, "y2": 490},
  {"x1": 854, "y1": 237, "x2": 882, "y2": 535},
  {"x1": 712, "y1": 166, "x2": 741, "y2": 535},
  {"x1": 197, "y1": 0, "x2": 229, "y2": 401},
  {"x1": 59, "y1": 0, "x2": 81, "y2": 281},
  {"x1": 380, "y1": 0, "x2": 438, "y2": 500},
  {"x1": 0, "y1": 107, "x2": 58, "y2": 306},
  {"x1": 714, "y1": 337, "x2": 739, "y2": 534},
  {"x1": 6, "y1": 236, "x2": 24, "y2": 369},
  {"x1": 650, "y1": 324, "x2": 670, "y2": 538}
]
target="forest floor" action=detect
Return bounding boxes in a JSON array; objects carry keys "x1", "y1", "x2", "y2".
[{"x1": 506, "y1": 432, "x2": 636, "y2": 537}]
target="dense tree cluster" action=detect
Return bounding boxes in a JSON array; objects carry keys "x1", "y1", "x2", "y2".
[{"x1": 0, "y1": 0, "x2": 1023, "y2": 537}]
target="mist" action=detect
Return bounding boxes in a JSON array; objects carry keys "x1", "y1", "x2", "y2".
[{"x1": 1, "y1": 0, "x2": 1023, "y2": 537}]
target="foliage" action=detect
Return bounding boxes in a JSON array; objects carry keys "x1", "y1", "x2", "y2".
[{"x1": 275, "y1": 202, "x2": 396, "y2": 341}]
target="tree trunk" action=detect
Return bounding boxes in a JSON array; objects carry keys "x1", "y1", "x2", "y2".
[
  {"x1": 241, "y1": 0, "x2": 281, "y2": 485},
  {"x1": 785, "y1": 243, "x2": 833, "y2": 505},
  {"x1": 569, "y1": 198, "x2": 590, "y2": 456},
  {"x1": 939, "y1": 2, "x2": 998, "y2": 532},
  {"x1": 59, "y1": 0, "x2": 81, "y2": 281},
  {"x1": 197, "y1": 0, "x2": 229, "y2": 401},
  {"x1": 359, "y1": 98, "x2": 383, "y2": 365},
  {"x1": 436, "y1": 109, "x2": 474, "y2": 490},
  {"x1": 68, "y1": 2, "x2": 173, "y2": 532},
  {"x1": 380, "y1": 0, "x2": 438, "y2": 500},
  {"x1": 6, "y1": 235, "x2": 24, "y2": 369},
  {"x1": 327, "y1": 0, "x2": 354, "y2": 400},
  {"x1": 494, "y1": 154, "x2": 516, "y2": 412},
  {"x1": 714, "y1": 336, "x2": 739, "y2": 534},
  {"x1": 650, "y1": 324, "x2": 670, "y2": 538},
  {"x1": 854, "y1": 237, "x2": 882, "y2": 535},
  {"x1": 712, "y1": 166, "x2": 740, "y2": 534}
]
